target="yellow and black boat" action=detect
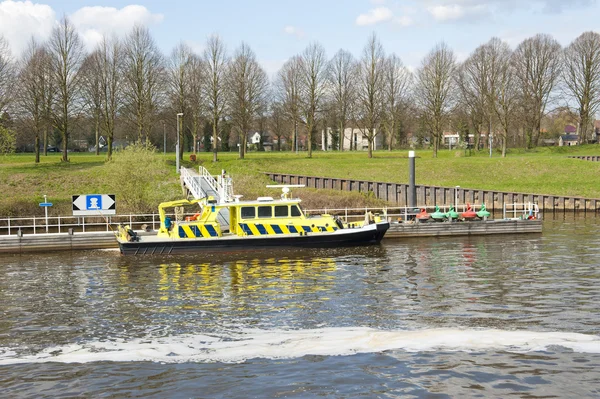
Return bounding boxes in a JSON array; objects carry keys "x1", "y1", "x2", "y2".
[{"x1": 116, "y1": 187, "x2": 389, "y2": 255}]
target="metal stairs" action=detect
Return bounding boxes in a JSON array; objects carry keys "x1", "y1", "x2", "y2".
[{"x1": 180, "y1": 166, "x2": 232, "y2": 228}]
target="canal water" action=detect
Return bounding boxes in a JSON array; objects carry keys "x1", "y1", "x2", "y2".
[{"x1": 0, "y1": 217, "x2": 599, "y2": 398}]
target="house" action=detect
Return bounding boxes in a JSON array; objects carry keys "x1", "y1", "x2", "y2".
[
  {"x1": 442, "y1": 132, "x2": 488, "y2": 149},
  {"x1": 322, "y1": 128, "x2": 383, "y2": 151},
  {"x1": 564, "y1": 125, "x2": 577, "y2": 134},
  {"x1": 592, "y1": 120, "x2": 600, "y2": 143},
  {"x1": 249, "y1": 132, "x2": 262, "y2": 145},
  {"x1": 559, "y1": 134, "x2": 579, "y2": 146}
]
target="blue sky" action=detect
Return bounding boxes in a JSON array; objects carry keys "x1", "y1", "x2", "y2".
[{"x1": 1, "y1": 0, "x2": 599, "y2": 76}]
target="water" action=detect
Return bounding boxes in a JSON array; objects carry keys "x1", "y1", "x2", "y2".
[{"x1": 1, "y1": 217, "x2": 599, "y2": 398}]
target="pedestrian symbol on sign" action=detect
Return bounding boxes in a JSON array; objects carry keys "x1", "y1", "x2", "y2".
[{"x1": 87, "y1": 195, "x2": 102, "y2": 210}]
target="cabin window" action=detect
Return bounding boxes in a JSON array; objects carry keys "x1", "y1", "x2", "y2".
[
  {"x1": 241, "y1": 207, "x2": 255, "y2": 219},
  {"x1": 291, "y1": 205, "x2": 302, "y2": 217},
  {"x1": 258, "y1": 206, "x2": 272, "y2": 218},
  {"x1": 274, "y1": 205, "x2": 288, "y2": 217}
]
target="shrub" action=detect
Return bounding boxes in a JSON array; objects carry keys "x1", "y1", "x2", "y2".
[
  {"x1": 104, "y1": 141, "x2": 178, "y2": 213},
  {"x1": 0, "y1": 125, "x2": 16, "y2": 155}
]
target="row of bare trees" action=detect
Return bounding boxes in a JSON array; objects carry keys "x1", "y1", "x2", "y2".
[{"x1": 0, "y1": 19, "x2": 599, "y2": 162}]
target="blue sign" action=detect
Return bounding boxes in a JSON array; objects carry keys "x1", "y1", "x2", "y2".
[
  {"x1": 86, "y1": 195, "x2": 102, "y2": 210},
  {"x1": 72, "y1": 194, "x2": 116, "y2": 215},
  {"x1": 39, "y1": 202, "x2": 53, "y2": 207}
]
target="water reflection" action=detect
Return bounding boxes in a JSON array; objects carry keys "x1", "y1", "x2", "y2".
[{"x1": 150, "y1": 257, "x2": 338, "y2": 309}]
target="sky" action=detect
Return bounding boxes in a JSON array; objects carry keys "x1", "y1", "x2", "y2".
[{"x1": 1, "y1": 0, "x2": 599, "y2": 78}]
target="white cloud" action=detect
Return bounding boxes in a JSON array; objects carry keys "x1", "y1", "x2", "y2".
[
  {"x1": 422, "y1": 0, "x2": 594, "y2": 22},
  {"x1": 426, "y1": 4, "x2": 487, "y2": 21},
  {"x1": 356, "y1": 7, "x2": 393, "y2": 26},
  {"x1": 0, "y1": 2, "x2": 163, "y2": 55},
  {"x1": 70, "y1": 5, "x2": 163, "y2": 50},
  {"x1": 283, "y1": 25, "x2": 305, "y2": 39},
  {"x1": 0, "y1": 0, "x2": 55, "y2": 55}
]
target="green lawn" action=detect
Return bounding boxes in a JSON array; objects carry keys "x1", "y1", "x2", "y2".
[{"x1": 1, "y1": 145, "x2": 599, "y2": 216}]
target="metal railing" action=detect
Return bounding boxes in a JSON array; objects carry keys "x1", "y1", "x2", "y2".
[
  {"x1": 0, "y1": 213, "x2": 160, "y2": 236},
  {"x1": 181, "y1": 167, "x2": 206, "y2": 200},
  {"x1": 0, "y1": 203, "x2": 540, "y2": 236},
  {"x1": 305, "y1": 202, "x2": 539, "y2": 223}
]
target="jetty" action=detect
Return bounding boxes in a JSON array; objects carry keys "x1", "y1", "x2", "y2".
[{"x1": 0, "y1": 167, "x2": 542, "y2": 254}]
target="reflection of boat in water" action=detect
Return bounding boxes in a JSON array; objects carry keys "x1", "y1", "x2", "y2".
[{"x1": 116, "y1": 185, "x2": 389, "y2": 255}]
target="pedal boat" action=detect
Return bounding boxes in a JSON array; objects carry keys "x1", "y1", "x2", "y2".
[{"x1": 116, "y1": 190, "x2": 390, "y2": 255}]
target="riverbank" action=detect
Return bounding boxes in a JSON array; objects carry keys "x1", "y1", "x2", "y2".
[{"x1": 1, "y1": 145, "x2": 599, "y2": 217}]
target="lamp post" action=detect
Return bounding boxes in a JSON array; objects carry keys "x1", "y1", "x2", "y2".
[
  {"x1": 163, "y1": 121, "x2": 166, "y2": 156},
  {"x1": 176, "y1": 113, "x2": 183, "y2": 174}
]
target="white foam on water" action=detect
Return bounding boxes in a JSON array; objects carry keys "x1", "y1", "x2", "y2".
[{"x1": 1, "y1": 328, "x2": 599, "y2": 365}]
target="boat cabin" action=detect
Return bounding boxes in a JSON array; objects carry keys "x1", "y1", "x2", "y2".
[{"x1": 157, "y1": 196, "x2": 343, "y2": 239}]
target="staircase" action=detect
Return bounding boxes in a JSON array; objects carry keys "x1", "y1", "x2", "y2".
[{"x1": 180, "y1": 167, "x2": 232, "y2": 228}]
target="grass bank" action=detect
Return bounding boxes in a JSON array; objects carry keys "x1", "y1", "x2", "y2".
[{"x1": 1, "y1": 144, "x2": 599, "y2": 217}]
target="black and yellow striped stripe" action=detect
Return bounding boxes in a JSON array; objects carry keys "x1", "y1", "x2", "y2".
[
  {"x1": 178, "y1": 224, "x2": 219, "y2": 238},
  {"x1": 239, "y1": 223, "x2": 337, "y2": 236}
]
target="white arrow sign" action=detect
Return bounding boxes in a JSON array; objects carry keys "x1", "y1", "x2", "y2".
[{"x1": 72, "y1": 194, "x2": 116, "y2": 215}]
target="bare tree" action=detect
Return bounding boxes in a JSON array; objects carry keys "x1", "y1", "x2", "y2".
[
  {"x1": 512, "y1": 34, "x2": 562, "y2": 148},
  {"x1": 0, "y1": 35, "x2": 15, "y2": 117},
  {"x1": 415, "y1": 42, "x2": 457, "y2": 157},
  {"x1": 226, "y1": 42, "x2": 269, "y2": 159},
  {"x1": 122, "y1": 25, "x2": 165, "y2": 143},
  {"x1": 486, "y1": 38, "x2": 517, "y2": 157},
  {"x1": 80, "y1": 50, "x2": 103, "y2": 155},
  {"x1": 269, "y1": 101, "x2": 290, "y2": 150},
  {"x1": 355, "y1": 33, "x2": 386, "y2": 158},
  {"x1": 456, "y1": 44, "x2": 490, "y2": 152},
  {"x1": 96, "y1": 36, "x2": 123, "y2": 160},
  {"x1": 382, "y1": 53, "x2": 411, "y2": 150},
  {"x1": 563, "y1": 31, "x2": 600, "y2": 143},
  {"x1": 187, "y1": 53, "x2": 205, "y2": 154},
  {"x1": 203, "y1": 34, "x2": 228, "y2": 162},
  {"x1": 275, "y1": 56, "x2": 302, "y2": 152},
  {"x1": 48, "y1": 16, "x2": 85, "y2": 162},
  {"x1": 16, "y1": 39, "x2": 50, "y2": 162},
  {"x1": 168, "y1": 42, "x2": 192, "y2": 159},
  {"x1": 299, "y1": 42, "x2": 327, "y2": 158},
  {"x1": 328, "y1": 49, "x2": 356, "y2": 151}
]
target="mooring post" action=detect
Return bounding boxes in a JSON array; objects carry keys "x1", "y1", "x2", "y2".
[{"x1": 408, "y1": 151, "x2": 416, "y2": 208}]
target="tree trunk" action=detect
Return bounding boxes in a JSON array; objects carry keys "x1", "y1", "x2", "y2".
[
  {"x1": 307, "y1": 121, "x2": 313, "y2": 158},
  {"x1": 43, "y1": 126, "x2": 48, "y2": 156},
  {"x1": 212, "y1": 119, "x2": 218, "y2": 162},
  {"x1": 95, "y1": 113, "x2": 100, "y2": 155},
  {"x1": 107, "y1": 135, "x2": 113, "y2": 160},
  {"x1": 35, "y1": 135, "x2": 40, "y2": 163}
]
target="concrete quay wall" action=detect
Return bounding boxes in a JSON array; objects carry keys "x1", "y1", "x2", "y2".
[{"x1": 265, "y1": 173, "x2": 600, "y2": 214}]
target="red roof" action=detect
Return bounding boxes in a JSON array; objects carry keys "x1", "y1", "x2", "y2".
[{"x1": 564, "y1": 125, "x2": 577, "y2": 133}]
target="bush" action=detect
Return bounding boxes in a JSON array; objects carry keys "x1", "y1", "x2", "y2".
[
  {"x1": 104, "y1": 141, "x2": 178, "y2": 213},
  {"x1": 0, "y1": 125, "x2": 16, "y2": 155}
]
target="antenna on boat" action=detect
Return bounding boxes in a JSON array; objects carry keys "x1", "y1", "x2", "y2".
[{"x1": 266, "y1": 184, "x2": 305, "y2": 200}]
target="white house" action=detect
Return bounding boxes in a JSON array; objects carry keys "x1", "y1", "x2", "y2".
[
  {"x1": 322, "y1": 128, "x2": 383, "y2": 151},
  {"x1": 250, "y1": 132, "x2": 262, "y2": 144}
]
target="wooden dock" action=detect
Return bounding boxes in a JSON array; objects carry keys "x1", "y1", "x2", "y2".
[{"x1": 0, "y1": 231, "x2": 118, "y2": 254}]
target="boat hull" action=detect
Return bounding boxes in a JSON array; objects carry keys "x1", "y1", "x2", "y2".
[{"x1": 118, "y1": 222, "x2": 389, "y2": 255}]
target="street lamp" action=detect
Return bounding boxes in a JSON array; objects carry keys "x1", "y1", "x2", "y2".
[
  {"x1": 163, "y1": 121, "x2": 166, "y2": 156},
  {"x1": 176, "y1": 113, "x2": 183, "y2": 174}
]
